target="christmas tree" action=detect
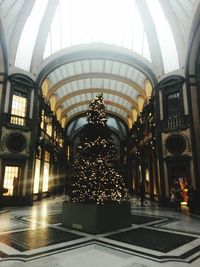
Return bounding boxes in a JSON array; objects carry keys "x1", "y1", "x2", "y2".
[{"x1": 70, "y1": 94, "x2": 128, "y2": 204}]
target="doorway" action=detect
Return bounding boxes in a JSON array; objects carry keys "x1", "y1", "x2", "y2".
[
  {"x1": 3, "y1": 166, "x2": 20, "y2": 196},
  {"x1": 167, "y1": 158, "x2": 191, "y2": 203}
]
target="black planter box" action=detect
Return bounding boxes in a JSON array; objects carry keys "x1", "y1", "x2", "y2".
[{"x1": 61, "y1": 201, "x2": 131, "y2": 234}]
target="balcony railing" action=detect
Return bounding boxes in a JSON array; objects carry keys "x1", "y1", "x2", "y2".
[
  {"x1": 10, "y1": 115, "x2": 25, "y2": 126},
  {"x1": 5, "y1": 114, "x2": 31, "y2": 128},
  {"x1": 166, "y1": 116, "x2": 185, "y2": 128}
]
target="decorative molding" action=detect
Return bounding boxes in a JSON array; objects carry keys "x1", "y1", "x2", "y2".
[
  {"x1": 0, "y1": 128, "x2": 30, "y2": 155},
  {"x1": 163, "y1": 131, "x2": 191, "y2": 158}
]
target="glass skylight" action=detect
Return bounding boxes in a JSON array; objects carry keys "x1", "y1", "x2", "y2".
[
  {"x1": 147, "y1": 0, "x2": 179, "y2": 73},
  {"x1": 0, "y1": 0, "x2": 16, "y2": 16},
  {"x1": 0, "y1": 0, "x2": 24, "y2": 39},
  {"x1": 43, "y1": 0, "x2": 151, "y2": 61},
  {"x1": 15, "y1": 0, "x2": 48, "y2": 71},
  {"x1": 169, "y1": 0, "x2": 187, "y2": 37},
  {"x1": 6, "y1": 0, "x2": 24, "y2": 26},
  {"x1": 177, "y1": 0, "x2": 193, "y2": 16}
]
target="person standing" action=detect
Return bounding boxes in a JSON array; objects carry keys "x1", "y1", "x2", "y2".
[
  {"x1": 13, "y1": 176, "x2": 19, "y2": 196},
  {"x1": 187, "y1": 185, "x2": 197, "y2": 213},
  {"x1": 174, "y1": 181, "x2": 182, "y2": 211},
  {"x1": 169, "y1": 186, "x2": 176, "y2": 206},
  {"x1": 138, "y1": 180, "x2": 145, "y2": 207}
]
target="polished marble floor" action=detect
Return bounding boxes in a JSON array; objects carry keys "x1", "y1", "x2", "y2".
[{"x1": 0, "y1": 196, "x2": 200, "y2": 267}]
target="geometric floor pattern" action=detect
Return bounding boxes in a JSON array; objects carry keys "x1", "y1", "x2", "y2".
[
  {"x1": 106, "y1": 227, "x2": 196, "y2": 253},
  {"x1": 0, "y1": 196, "x2": 200, "y2": 267},
  {"x1": 0, "y1": 227, "x2": 84, "y2": 251}
]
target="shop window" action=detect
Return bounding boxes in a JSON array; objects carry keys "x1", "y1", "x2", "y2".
[
  {"x1": 10, "y1": 92, "x2": 27, "y2": 126},
  {"x1": 42, "y1": 151, "x2": 50, "y2": 192},
  {"x1": 44, "y1": 151, "x2": 50, "y2": 162},
  {"x1": 46, "y1": 123, "x2": 52, "y2": 137},
  {"x1": 40, "y1": 110, "x2": 45, "y2": 129},
  {"x1": 40, "y1": 109, "x2": 52, "y2": 137},
  {"x1": 3, "y1": 166, "x2": 19, "y2": 196},
  {"x1": 33, "y1": 158, "x2": 41, "y2": 194},
  {"x1": 54, "y1": 129, "x2": 57, "y2": 141},
  {"x1": 59, "y1": 138, "x2": 63, "y2": 147},
  {"x1": 66, "y1": 145, "x2": 70, "y2": 159}
]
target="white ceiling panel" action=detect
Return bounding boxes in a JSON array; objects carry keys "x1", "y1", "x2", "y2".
[
  {"x1": 104, "y1": 61, "x2": 113, "y2": 73},
  {"x1": 82, "y1": 60, "x2": 90, "y2": 73},
  {"x1": 74, "y1": 61, "x2": 83, "y2": 73}
]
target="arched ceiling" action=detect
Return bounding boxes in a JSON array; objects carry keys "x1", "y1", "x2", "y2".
[
  {"x1": 40, "y1": 49, "x2": 156, "y2": 126},
  {"x1": 0, "y1": 0, "x2": 199, "y2": 128},
  {"x1": 44, "y1": 57, "x2": 148, "y2": 125}
]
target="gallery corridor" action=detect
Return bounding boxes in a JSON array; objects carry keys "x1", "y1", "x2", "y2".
[{"x1": 0, "y1": 197, "x2": 200, "y2": 267}]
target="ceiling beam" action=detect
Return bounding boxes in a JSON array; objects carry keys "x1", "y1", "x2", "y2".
[
  {"x1": 47, "y1": 72, "x2": 146, "y2": 99},
  {"x1": 159, "y1": 0, "x2": 185, "y2": 68},
  {"x1": 54, "y1": 88, "x2": 139, "y2": 112},
  {"x1": 31, "y1": 0, "x2": 59, "y2": 73},
  {"x1": 136, "y1": 0, "x2": 164, "y2": 75},
  {"x1": 9, "y1": 0, "x2": 35, "y2": 66}
]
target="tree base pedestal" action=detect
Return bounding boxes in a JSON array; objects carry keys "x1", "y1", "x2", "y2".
[{"x1": 61, "y1": 201, "x2": 131, "y2": 234}]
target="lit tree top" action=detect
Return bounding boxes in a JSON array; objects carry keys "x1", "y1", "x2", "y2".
[{"x1": 87, "y1": 93, "x2": 107, "y2": 126}]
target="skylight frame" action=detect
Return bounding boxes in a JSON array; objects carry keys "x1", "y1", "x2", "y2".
[
  {"x1": 147, "y1": 0, "x2": 179, "y2": 73},
  {"x1": 15, "y1": 0, "x2": 48, "y2": 71}
]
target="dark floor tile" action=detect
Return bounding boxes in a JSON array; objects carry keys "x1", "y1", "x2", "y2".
[
  {"x1": 106, "y1": 227, "x2": 196, "y2": 253},
  {"x1": 0, "y1": 227, "x2": 84, "y2": 252}
]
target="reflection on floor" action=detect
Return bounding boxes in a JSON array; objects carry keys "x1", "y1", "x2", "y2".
[{"x1": 0, "y1": 196, "x2": 200, "y2": 267}]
